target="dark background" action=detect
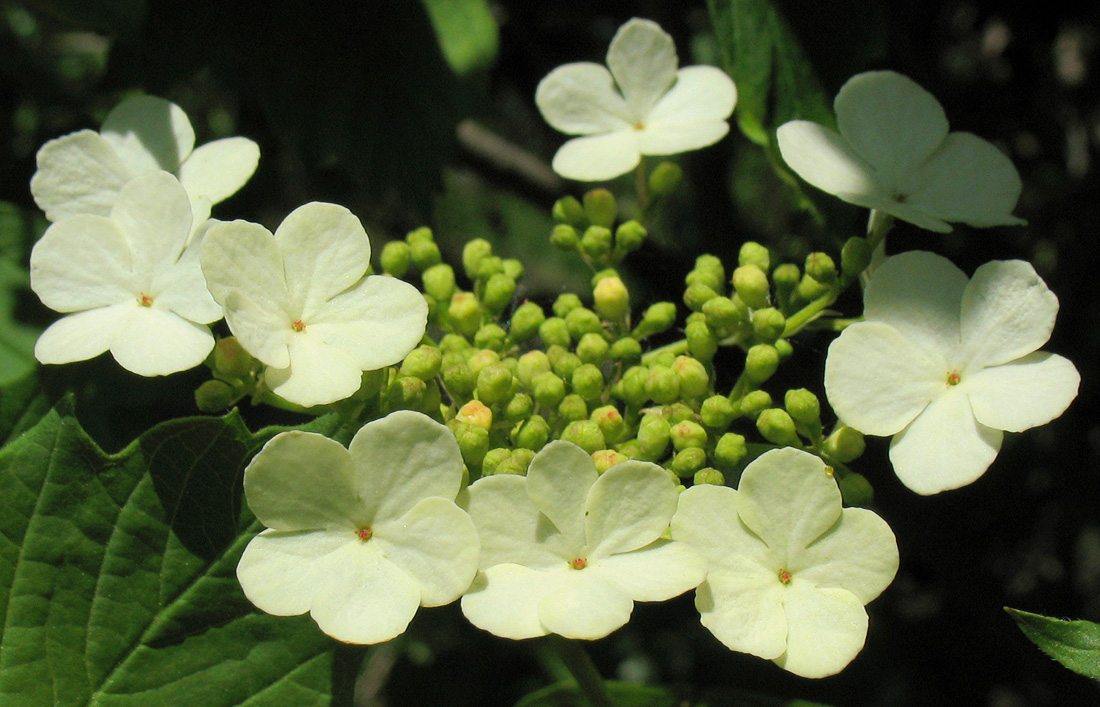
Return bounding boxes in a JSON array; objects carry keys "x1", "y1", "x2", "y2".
[{"x1": 1, "y1": 1, "x2": 1098, "y2": 705}]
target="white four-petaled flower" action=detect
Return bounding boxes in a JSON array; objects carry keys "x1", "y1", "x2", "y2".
[
  {"x1": 536, "y1": 17, "x2": 737, "y2": 181},
  {"x1": 30, "y1": 171, "x2": 222, "y2": 376},
  {"x1": 200, "y1": 202, "x2": 428, "y2": 407},
  {"x1": 777, "y1": 71, "x2": 1024, "y2": 232},
  {"x1": 672, "y1": 447, "x2": 899, "y2": 679},
  {"x1": 236, "y1": 410, "x2": 480, "y2": 645},
  {"x1": 460, "y1": 440, "x2": 706, "y2": 640},
  {"x1": 825, "y1": 251, "x2": 1080, "y2": 494}
]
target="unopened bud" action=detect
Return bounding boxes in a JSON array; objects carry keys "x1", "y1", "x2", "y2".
[
  {"x1": 576, "y1": 332, "x2": 610, "y2": 364},
  {"x1": 380, "y1": 240, "x2": 412, "y2": 277},
  {"x1": 388, "y1": 375, "x2": 426, "y2": 409},
  {"x1": 516, "y1": 350, "x2": 552, "y2": 388},
  {"x1": 703, "y1": 296, "x2": 747, "y2": 331},
  {"x1": 592, "y1": 449, "x2": 629, "y2": 473},
  {"x1": 841, "y1": 237, "x2": 873, "y2": 279},
  {"x1": 558, "y1": 393, "x2": 588, "y2": 421},
  {"x1": 512, "y1": 414, "x2": 551, "y2": 450},
  {"x1": 823, "y1": 425, "x2": 866, "y2": 463},
  {"x1": 581, "y1": 225, "x2": 613, "y2": 261},
  {"x1": 532, "y1": 371, "x2": 567, "y2": 408},
  {"x1": 686, "y1": 320, "x2": 718, "y2": 361},
  {"x1": 195, "y1": 379, "x2": 237, "y2": 412},
  {"x1": 737, "y1": 389, "x2": 772, "y2": 418},
  {"x1": 744, "y1": 344, "x2": 780, "y2": 383},
  {"x1": 732, "y1": 265, "x2": 770, "y2": 310},
  {"x1": 594, "y1": 275, "x2": 630, "y2": 321},
  {"x1": 442, "y1": 362, "x2": 475, "y2": 398},
  {"x1": 449, "y1": 421, "x2": 490, "y2": 467},
  {"x1": 213, "y1": 336, "x2": 253, "y2": 380},
  {"x1": 637, "y1": 413, "x2": 672, "y2": 459},
  {"x1": 561, "y1": 420, "x2": 606, "y2": 454},
  {"x1": 805, "y1": 252, "x2": 837, "y2": 284},
  {"x1": 632, "y1": 302, "x2": 677, "y2": 339},
  {"x1": 482, "y1": 273, "x2": 516, "y2": 314},
  {"x1": 565, "y1": 307, "x2": 603, "y2": 339},
  {"x1": 583, "y1": 188, "x2": 618, "y2": 228},
  {"x1": 609, "y1": 336, "x2": 642, "y2": 364},
  {"x1": 713, "y1": 433, "x2": 747, "y2": 470},
  {"x1": 671, "y1": 420, "x2": 707, "y2": 450},
  {"x1": 738, "y1": 241, "x2": 771, "y2": 272},
  {"x1": 572, "y1": 363, "x2": 604, "y2": 401},
  {"x1": 552, "y1": 195, "x2": 587, "y2": 227},
  {"x1": 645, "y1": 365, "x2": 680, "y2": 405},
  {"x1": 462, "y1": 239, "x2": 493, "y2": 280},
  {"x1": 751, "y1": 308, "x2": 786, "y2": 344},
  {"x1": 399, "y1": 345, "x2": 442, "y2": 380},
  {"x1": 466, "y1": 348, "x2": 500, "y2": 375},
  {"x1": 550, "y1": 223, "x2": 580, "y2": 250},
  {"x1": 508, "y1": 302, "x2": 545, "y2": 343},
  {"x1": 456, "y1": 399, "x2": 493, "y2": 430},
  {"x1": 503, "y1": 393, "x2": 534, "y2": 422},
  {"x1": 448, "y1": 292, "x2": 482, "y2": 337},
  {"x1": 552, "y1": 351, "x2": 582, "y2": 380},
  {"x1": 784, "y1": 388, "x2": 821, "y2": 427},
  {"x1": 756, "y1": 408, "x2": 801, "y2": 446},
  {"x1": 474, "y1": 323, "x2": 507, "y2": 352},
  {"x1": 613, "y1": 365, "x2": 650, "y2": 408},
  {"x1": 772, "y1": 263, "x2": 800, "y2": 303},
  {"x1": 672, "y1": 355, "x2": 710, "y2": 399},
  {"x1": 590, "y1": 405, "x2": 627, "y2": 444},
  {"x1": 475, "y1": 255, "x2": 504, "y2": 281},
  {"x1": 553, "y1": 293, "x2": 583, "y2": 318},
  {"x1": 420, "y1": 263, "x2": 454, "y2": 302},
  {"x1": 408, "y1": 232, "x2": 441, "y2": 270},
  {"x1": 614, "y1": 220, "x2": 647, "y2": 254},
  {"x1": 795, "y1": 273, "x2": 832, "y2": 303},
  {"x1": 476, "y1": 363, "x2": 514, "y2": 405},
  {"x1": 693, "y1": 468, "x2": 725, "y2": 486},
  {"x1": 670, "y1": 448, "x2": 707, "y2": 478},
  {"x1": 684, "y1": 282, "x2": 719, "y2": 312},
  {"x1": 700, "y1": 395, "x2": 736, "y2": 429},
  {"x1": 648, "y1": 161, "x2": 683, "y2": 197},
  {"x1": 539, "y1": 317, "x2": 571, "y2": 347}
]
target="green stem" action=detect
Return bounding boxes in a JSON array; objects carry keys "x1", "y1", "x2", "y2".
[
  {"x1": 634, "y1": 157, "x2": 649, "y2": 214},
  {"x1": 546, "y1": 636, "x2": 613, "y2": 707},
  {"x1": 640, "y1": 337, "x2": 690, "y2": 364},
  {"x1": 781, "y1": 287, "x2": 839, "y2": 338}
]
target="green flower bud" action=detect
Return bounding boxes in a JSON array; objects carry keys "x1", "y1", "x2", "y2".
[
  {"x1": 671, "y1": 355, "x2": 710, "y2": 399},
  {"x1": 702, "y1": 296, "x2": 747, "y2": 331},
  {"x1": 593, "y1": 276, "x2": 630, "y2": 321},
  {"x1": 590, "y1": 405, "x2": 627, "y2": 444},
  {"x1": 409, "y1": 236, "x2": 442, "y2": 271},
  {"x1": 738, "y1": 241, "x2": 771, "y2": 272},
  {"x1": 553, "y1": 293, "x2": 583, "y2": 318},
  {"x1": 512, "y1": 414, "x2": 551, "y2": 450},
  {"x1": 632, "y1": 302, "x2": 678, "y2": 339},
  {"x1": 532, "y1": 371, "x2": 567, "y2": 408},
  {"x1": 840, "y1": 237, "x2": 872, "y2": 280},
  {"x1": 439, "y1": 333, "x2": 470, "y2": 353},
  {"x1": 700, "y1": 395, "x2": 736, "y2": 429},
  {"x1": 609, "y1": 336, "x2": 642, "y2": 364},
  {"x1": 475, "y1": 255, "x2": 504, "y2": 281},
  {"x1": 502, "y1": 258, "x2": 524, "y2": 281},
  {"x1": 581, "y1": 225, "x2": 613, "y2": 261},
  {"x1": 671, "y1": 420, "x2": 707, "y2": 451},
  {"x1": 823, "y1": 425, "x2": 866, "y2": 463},
  {"x1": 592, "y1": 449, "x2": 629, "y2": 473},
  {"x1": 648, "y1": 160, "x2": 683, "y2": 197},
  {"x1": 213, "y1": 336, "x2": 253, "y2": 380},
  {"x1": 756, "y1": 408, "x2": 801, "y2": 446},
  {"x1": 539, "y1": 316, "x2": 572, "y2": 347},
  {"x1": 388, "y1": 375, "x2": 426, "y2": 410},
  {"x1": 565, "y1": 307, "x2": 603, "y2": 340},
  {"x1": 462, "y1": 238, "x2": 493, "y2": 280},
  {"x1": 399, "y1": 345, "x2": 442, "y2": 380},
  {"x1": 637, "y1": 413, "x2": 672, "y2": 459},
  {"x1": 406, "y1": 226, "x2": 433, "y2": 246},
  {"x1": 442, "y1": 362, "x2": 475, "y2": 398},
  {"x1": 784, "y1": 388, "x2": 821, "y2": 427},
  {"x1": 477, "y1": 363, "x2": 514, "y2": 405},
  {"x1": 837, "y1": 471, "x2": 873, "y2": 507},
  {"x1": 448, "y1": 291, "x2": 482, "y2": 337},
  {"x1": 615, "y1": 439, "x2": 642, "y2": 460},
  {"x1": 552, "y1": 351, "x2": 582, "y2": 380},
  {"x1": 552, "y1": 195, "x2": 587, "y2": 227},
  {"x1": 795, "y1": 273, "x2": 832, "y2": 303},
  {"x1": 456, "y1": 399, "x2": 493, "y2": 430},
  {"x1": 614, "y1": 220, "x2": 647, "y2": 254},
  {"x1": 670, "y1": 447, "x2": 707, "y2": 478},
  {"x1": 195, "y1": 379, "x2": 237, "y2": 412},
  {"x1": 561, "y1": 419, "x2": 606, "y2": 454},
  {"x1": 482, "y1": 273, "x2": 516, "y2": 315},
  {"x1": 713, "y1": 432, "x2": 747, "y2": 470},
  {"x1": 645, "y1": 365, "x2": 680, "y2": 405},
  {"x1": 472, "y1": 323, "x2": 505, "y2": 351},
  {"x1": 686, "y1": 320, "x2": 718, "y2": 361},
  {"x1": 573, "y1": 332, "x2": 608, "y2": 365},
  {"x1": 516, "y1": 350, "x2": 552, "y2": 388},
  {"x1": 545, "y1": 344, "x2": 568, "y2": 367},
  {"x1": 683, "y1": 282, "x2": 719, "y2": 312},
  {"x1": 550, "y1": 223, "x2": 581, "y2": 250},
  {"x1": 772, "y1": 263, "x2": 801, "y2": 304},
  {"x1": 572, "y1": 363, "x2": 604, "y2": 401},
  {"x1": 667, "y1": 403, "x2": 695, "y2": 424},
  {"x1": 449, "y1": 421, "x2": 489, "y2": 467},
  {"x1": 693, "y1": 467, "x2": 725, "y2": 486},
  {"x1": 732, "y1": 264, "x2": 770, "y2": 310},
  {"x1": 583, "y1": 188, "x2": 618, "y2": 228},
  {"x1": 613, "y1": 365, "x2": 650, "y2": 408},
  {"x1": 774, "y1": 338, "x2": 793, "y2": 359},
  {"x1": 466, "y1": 348, "x2": 500, "y2": 375},
  {"x1": 751, "y1": 308, "x2": 786, "y2": 344},
  {"x1": 507, "y1": 301, "x2": 545, "y2": 343},
  {"x1": 495, "y1": 448, "x2": 534, "y2": 476},
  {"x1": 380, "y1": 240, "x2": 412, "y2": 277},
  {"x1": 558, "y1": 393, "x2": 589, "y2": 421},
  {"x1": 687, "y1": 254, "x2": 726, "y2": 291},
  {"x1": 805, "y1": 252, "x2": 837, "y2": 284},
  {"x1": 481, "y1": 447, "x2": 511, "y2": 475},
  {"x1": 744, "y1": 343, "x2": 780, "y2": 383},
  {"x1": 737, "y1": 389, "x2": 772, "y2": 418},
  {"x1": 421, "y1": 263, "x2": 456, "y2": 302}
]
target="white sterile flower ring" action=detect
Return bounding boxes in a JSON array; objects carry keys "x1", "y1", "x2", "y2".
[
  {"x1": 31, "y1": 94, "x2": 259, "y2": 225},
  {"x1": 777, "y1": 71, "x2": 1025, "y2": 232},
  {"x1": 200, "y1": 202, "x2": 428, "y2": 407},
  {"x1": 671, "y1": 447, "x2": 899, "y2": 679},
  {"x1": 536, "y1": 17, "x2": 737, "y2": 181},
  {"x1": 825, "y1": 251, "x2": 1080, "y2": 495},
  {"x1": 236, "y1": 410, "x2": 480, "y2": 645},
  {"x1": 460, "y1": 440, "x2": 706, "y2": 640},
  {"x1": 29, "y1": 171, "x2": 222, "y2": 376}
]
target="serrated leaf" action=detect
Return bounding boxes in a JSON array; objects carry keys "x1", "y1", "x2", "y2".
[
  {"x1": 420, "y1": 0, "x2": 499, "y2": 76},
  {"x1": 0, "y1": 398, "x2": 345, "y2": 706},
  {"x1": 1006, "y1": 607, "x2": 1100, "y2": 680}
]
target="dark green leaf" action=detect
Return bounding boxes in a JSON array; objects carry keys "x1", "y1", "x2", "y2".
[
  {"x1": 1006, "y1": 607, "x2": 1100, "y2": 680},
  {"x1": 420, "y1": 0, "x2": 499, "y2": 75}
]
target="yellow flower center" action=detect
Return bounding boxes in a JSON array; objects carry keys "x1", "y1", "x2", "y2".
[
  {"x1": 356, "y1": 528, "x2": 373, "y2": 541},
  {"x1": 291, "y1": 319, "x2": 305, "y2": 332},
  {"x1": 569, "y1": 557, "x2": 588, "y2": 570},
  {"x1": 778, "y1": 568, "x2": 793, "y2": 585},
  {"x1": 138, "y1": 293, "x2": 153, "y2": 307},
  {"x1": 947, "y1": 370, "x2": 961, "y2": 386}
]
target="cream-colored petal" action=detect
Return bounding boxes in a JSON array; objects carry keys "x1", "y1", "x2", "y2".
[
  {"x1": 236, "y1": 528, "x2": 356, "y2": 617},
  {"x1": 33, "y1": 304, "x2": 131, "y2": 365},
  {"x1": 958, "y1": 259, "x2": 1058, "y2": 369},
  {"x1": 100, "y1": 94, "x2": 195, "y2": 173},
  {"x1": 592, "y1": 540, "x2": 705, "y2": 602},
  {"x1": 776, "y1": 121, "x2": 887, "y2": 204},
  {"x1": 178, "y1": 137, "x2": 260, "y2": 205},
  {"x1": 671, "y1": 484, "x2": 772, "y2": 569},
  {"x1": 526, "y1": 441, "x2": 598, "y2": 549},
  {"x1": 550, "y1": 131, "x2": 641, "y2": 181},
  {"x1": 274, "y1": 202, "x2": 372, "y2": 315},
  {"x1": 606, "y1": 18, "x2": 677, "y2": 119},
  {"x1": 586, "y1": 460, "x2": 677, "y2": 558},
  {"x1": 965, "y1": 353, "x2": 1080, "y2": 433},
  {"x1": 110, "y1": 172, "x2": 193, "y2": 279},
  {"x1": 535, "y1": 62, "x2": 633, "y2": 135},
  {"x1": 264, "y1": 333, "x2": 364, "y2": 406},
  {"x1": 30, "y1": 215, "x2": 135, "y2": 312},
  {"x1": 461, "y1": 564, "x2": 568, "y2": 639},
  {"x1": 466, "y1": 474, "x2": 573, "y2": 570},
  {"x1": 537, "y1": 567, "x2": 634, "y2": 640},
  {"x1": 863, "y1": 251, "x2": 967, "y2": 355},
  {"x1": 775, "y1": 582, "x2": 868, "y2": 678},
  {"x1": 646, "y1": 66, "x2": 737, "y2": 125},
  {"x1": 792, "y1": 508, "x2": 898, "y2": 603},
  {"x1": 30, "y1": 130, "x2": 131, "y2": 221},
  {"x1": 108, "y1": 306, "x2": 213, "y2": 376},
  {"x1": 695, "y1": 567, "x2": 788, "y2": 661}
]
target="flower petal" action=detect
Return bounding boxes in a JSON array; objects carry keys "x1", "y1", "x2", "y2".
[
  {"x1": 863, "y1": 251, "x2": 967, "y2": 356},
  {"x1": 671, "y1": 484, "x2": 772, "y2": 569},
  {"x1": 834, "y1": 71, "x2": 948, "y2": 187},
  {"x1": 373, "y1": 496, "x2": 479, "y2": 607},
  {"x1": 526, "y1": 441, "x2": 598, "y2": 548},
  {"x1": 736, "y1": 448, "x2": 841, "y2": 561},
  {"x1": 348, "y1": 410, "x2": 464, "y2": 523},
  {"x1": 775, "y1": 583, "x2": 868, "y2": 678},
  {"x1": 824, "y1": 321, "x2": 945, "y2": 436},
  {"x1": 264, "y1": 334, "x2": 363, "y2": 406},
  {"x1": 635, "y1": 120, "x2": 729, "y2": 156},
  {"x1": 959, "y1": 260, "x2": 1059, "y2": 369},
  {"x1": 535, "y1": 63, "x2": 632, "y2": 135},
  {"x1": 888, "y1": 388, "x2": 1002, "y2": 494},
  {"x1": 100, "y1": 95, "x2": 195, "y2": 174},
  {"x1": 461, "y1": 564, "x2": 567, "y2": 639},
  {"x1": 466, "y1": 474, "x2": 572, "y2": 570},
  {"x1": 150, "y1": 235, "x2": 223, "y2": 324},
  {"x1": 178, "y1": 136, "x2": 260, "y2": 205},
  {"x1": 592, "y1": 539, "x2": 705, "y2": 602},
  {"x1": 537, "y1": 568, "x2": 634, "y2": 640},
  {"x1": 792, "y1": 508, "x2": 898, "y2": 603},
  {"x1": 551, "y1": 131, "x2": 641, "y2": 181},
  {"x1": 695, "y1": 567, "x2": 788, "y2": 661},
  {"x1": 905, "y1": 132, "x2": 1025, "y2": 228},
  {"x1": 33, "y1": 304, "x2": 131, "y2": 365},
  {"x1": 243, "y1": 430, "x2": 361, "y2": 531},
  {"x1": 646, "y1": 66, "x2": 737, "y2": 125},
  {"x1": 606, "y1": 18, "x2": 677, "y2": 119},
  {"x1": 30, "y1": 130, "x2": 131, "y2": 221},
  {"x1": 108, "y1": 306, "x2": 213, "y2": 376},
  {"x1": 30, "y1": 215, "x2": 135, "y2": 312},
  {"x1": 586, "y1": 460, "x2": 677, "y2": 558},
  {"x1": 275, "y1": 203, "x2": 373, "y2": 316},
  {"x1": 110, "y1": 172, "x2": 193, "y2": 279},
  {"x1": 966, "y1": 352, "x2": 1080, "y2": 433},
  {"x1": 236, "y1": 528, "x2": 355, "y2": 616},
  {"x1": 776, "y1": 121, "x2": 888, "y2": 206}
]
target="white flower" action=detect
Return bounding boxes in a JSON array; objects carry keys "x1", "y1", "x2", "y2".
[
  {"x1": 825, "y1": 251, "x2": 1080, "y2": 495},
  {"x1": 671, "y1": 448, "x2": 898, "y2": 679},
  {"x1": 29, "y1": 171, "x2": 222, "y2": 376},
  {"x1": 535, "y1": 17, "x2": 737, "y2": 181},
  {"x1": 460, "y1": 440, "x2": 706, "y2": 640},
  {"x1": 236, "y1": 411, "x2": 480, "y2": 645},
  {"x1": 31, "y1": 94, "x2": 259, "y2": 225},
  {"x1": 777, "y1": 71, "x2": 1024, "y2": 233},
  {"x1": 200, "y1": 202, "x2": 428, "y2": 407}
]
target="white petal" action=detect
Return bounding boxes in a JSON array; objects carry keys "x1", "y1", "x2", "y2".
[
  {"x1": 634, "y1": 120, "x2": 729, "y2": 156},
  {"x1": 348, "y1": 411, "x2": 464, "y2": 522},
  {"x1": 30, "y1": 215, "x2": 135, "y2": 312},
  {"x1": 671, "y1": 485, "x2": 772, "y2": 569},
  {"x1": 243, "y1": 431, "x2": 361, "y2": 531},
  {"x1": 585, "y1": 460, "x2": 677, "y2": 558},
  {"x1": 236, "y1": 528, "x2": 356, "y2": 616},
  {"x1": 958, "y1": 260, "x2": 1058, "y2": 369},
  {"x1": 889, "y1": 388, "x2": 1002, "y2": 494},
  {"x1": 178, "y1": 137, "x2": 260, "y2": 205},
  {"x1": 526, "y1": 441, "x2": 598, "y2": 549},
  {"x1": 775, "y1": 583, "x2": 868, "y2": 678},
  {"x1": 100, "y1": 95, "x2": 195, "y2": 174},
  {"x1": 265, "y1": 333, "x2": 365, "y2": 406},
  {"x1": 110, "y1": 172, "x2": 193, "y2": 279},
  {"x1": 149, "y1": 235, "x2": 223, "y2": 324},
  {"x1": 373, "y1": 497, "x2": 479, "y2": 606},
  {"x1": 966, "y1": 352, "x2": 1080, "y2": 433},
  {"x1": 537, "y1": 568, "x2": 634, "y2": 640},
  {"x1": 535, "y1": 63, "x2": 633, "y2": 135},
  {"x1": 863, "y1": 251, "x2": 967, "y2": 355},
  {"x1": 646, "y1": 66, "x2": 737, "y2": 125},
  {"x1": 221, "y1": 290, "x2": 295, "y2": 369},
  {"x1": 307, "y1": 275, "x2": 427, "y2": 371},
  {"x1": 108, "y1": 306, "x2": 213, "y2": 376},
  {"x1": 792, "y1": 508, "x2": 898, "y2": 604},
  {"x1": 30, "y1": 130, "x2": 131, "y2": 221},
  {"x1": 466, "y1": 474, "x2": 572, "y2": 570},
  {"x1": 824, "y1": 321, "x2": 945, "y2": 436},
  {"x1": 275, "y1": 202, "x2": 372, "y2": 316},
  {"x1": 776, "y1": 121, "x2": 887, "y2": 205},
  {"x1": 551, "y1": 131, "x2": 641, "y2": 182},
  {"x1": 593, "y1": 539, "x2": 705, "y2": 602},
  {"x1": 905, "y1": 132, "x2": 1025, "y2": 228},
  {"x1": 834, "y1": 71, "x2": 948, "y2": 187},
  {"x1": 606, "y1": 18, "x2": 677, "y2": 119},
  {"x1": 33, "y1": 304, "x2": 131, "y2": 365},
  {"x1": 461, "y1": 564, "x2": 566, "y2": 639},
  {"x1": 695, "y1": 567, "x2": 788, "y2": 661}
]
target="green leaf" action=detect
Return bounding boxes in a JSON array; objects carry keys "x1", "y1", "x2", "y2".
[
  {"x1": 420, "y1": 0, "x2": 499, "y2": 75},
  {"x1": 15, "y1": 0, "x2": 146, "y2": 40},
  {"x1": 0, "y1": 398, "x2": 345, "y2": 706},
  {"x1": 516, "y1": 680, "x2": 675, "y2": 707},
  {"x1": 0, "y1": 202, "x2": 43, "y2": 388},
  {"x1": 1006, "y1": 607, "x2": 1100, "y2": 680}
]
